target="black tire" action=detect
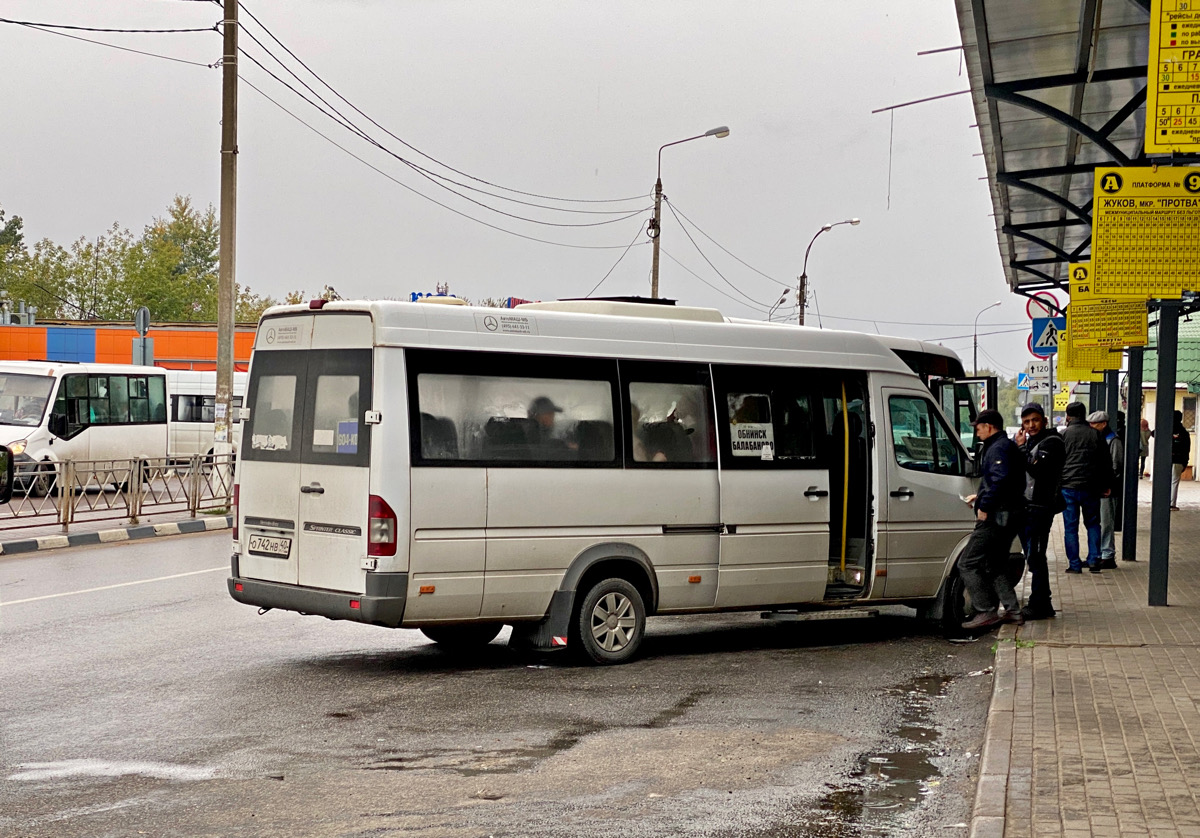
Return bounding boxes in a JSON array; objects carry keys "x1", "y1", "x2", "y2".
[
  {"x1": 29, "y1": 463, "x2": 55, "y2": 498},
  {"x1": 419, "y1": 623, "x2": 503, "y2": 648},
  {"x1": 574, "y1": 577, "x2": 646, "y2": 665},
  {"x1": 939, "y1": 564, "x2": 972, "y2": 637}
]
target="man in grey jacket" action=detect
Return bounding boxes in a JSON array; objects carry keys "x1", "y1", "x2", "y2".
[
  {"x1": 1088, "y1": 410, "x2": 1123, "y2": 569},
  {"x1": 1060, "y1": 401, "x2": 1113, "y2": 573}
]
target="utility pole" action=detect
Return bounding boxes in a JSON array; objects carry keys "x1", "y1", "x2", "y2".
[
  {"x1": 215, "y1": 0, "x2": 238, "y2": 479},
  {"x1": 796, "y1": 273, "x2": 807, "y2": 326},
  {"x1": 649, "y1": 178, "x2": 662, "y2": 299}
]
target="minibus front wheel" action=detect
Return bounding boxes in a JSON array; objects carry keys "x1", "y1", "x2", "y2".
[
  {"x1": 574, "y1": 578, "x2": 646, "y2": 665},
  {"x1": 419, "y1": 623, "x2": 504, "y2": 649}
]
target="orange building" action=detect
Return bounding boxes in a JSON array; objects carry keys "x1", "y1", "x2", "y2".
[{"x1": 0, "y1": 321, "x2": 257, "y2": 370}]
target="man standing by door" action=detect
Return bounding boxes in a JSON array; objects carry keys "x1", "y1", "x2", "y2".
[
  {"x1": 1171, "y1": 410, "x2": 1191, "y2": 511},
  {"x1": 1014, "y1": 402, "x2": 1064, "y2": 620},
  {"x1": 1060, "y1": 401, "x2": 1112, "y2": 573},
  {"x1": 960, "y1": 410, "x2": 1026, "y2": 630}
]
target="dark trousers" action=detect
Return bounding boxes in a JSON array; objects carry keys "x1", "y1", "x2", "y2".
[
  {"x1": 1019, "y1": 505, "x2": 1055, "y2": 610},
  {"x1": 958, "y1": 516, "x2": 1020, "y2": 614}
]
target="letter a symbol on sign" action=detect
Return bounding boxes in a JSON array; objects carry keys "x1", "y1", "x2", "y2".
[{"x1": 1100, "y1": 173, "x2": 1123, "y2": 193}]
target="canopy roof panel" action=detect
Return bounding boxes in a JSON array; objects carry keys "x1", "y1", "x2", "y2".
[{"x1": 955, "y1": 0, "x2": 1164, "y2": 305}]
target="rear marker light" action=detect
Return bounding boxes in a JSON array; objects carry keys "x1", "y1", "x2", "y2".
[
  {"x1": 349, "y1": 600, "x2": 361, "y2": 609},
  {"x1": 309, "y1": 299, "x2": 328, "y2": 310},
  {"x1": 367, "y1": 495, "x2": 398, "y2": 557},
  {"x1": 235, "y1": 583, "x2": 243, "y2": 592},
  {"x1": 419, "y1": 585, "x2": 435, "y2": 595},
  {"x1": 688, "y1": 575, "x2": 702, "y2": 584}
]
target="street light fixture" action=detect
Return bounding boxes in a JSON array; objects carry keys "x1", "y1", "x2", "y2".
[
  {"x1": 973, "y1": 300, "x2": 1003, "y2": 375},
  {"x1": 767, "y1": 289, "x2": 791, "y2": 321},
  {"x1": 649, "y1": 126, "x2": 730, "y2": 298},
  {"x1": 798, "y1": 218, "x2": 860, "y2": 325}
]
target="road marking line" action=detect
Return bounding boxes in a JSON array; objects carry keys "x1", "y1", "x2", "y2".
[{"x1": 0, "y1": 566, "x2": 227, "y2": 606}]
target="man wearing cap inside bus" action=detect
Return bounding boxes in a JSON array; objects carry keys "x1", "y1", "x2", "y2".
[
  {"x1": 526, "y1": 395, "x2": 570, "y2": 458},
  {"x1": 960, "y1": 409, "x2": 1026, "y2": 630}
]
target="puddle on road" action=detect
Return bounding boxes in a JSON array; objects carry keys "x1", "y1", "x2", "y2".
[{"x1": 788, "y1": 674, "x2": 954, "y2": 837}]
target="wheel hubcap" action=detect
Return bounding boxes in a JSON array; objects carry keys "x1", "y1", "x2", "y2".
[{"x1": 590, "y1": 591, "x2": 636, "y2": 652}]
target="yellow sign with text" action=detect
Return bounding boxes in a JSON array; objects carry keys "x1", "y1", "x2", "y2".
[
  {"x1": 1091, "y1": 167, "x2": 1200, "y2": 299},
  {"x1": 1146, "y1": 0, "x2": 1200, "y2": 153}
]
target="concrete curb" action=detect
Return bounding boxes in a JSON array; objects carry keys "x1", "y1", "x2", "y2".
[
  {"x1": 970, "y1": 623, "x2": 1018, "y2": 838},
  {"x1": 0, "y1": 515, "x2": 232, "y2": 556}
]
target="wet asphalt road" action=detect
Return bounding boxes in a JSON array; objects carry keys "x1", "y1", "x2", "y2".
[{"x1": 0, "y1": 533, "x2": 995, "y2": 837}]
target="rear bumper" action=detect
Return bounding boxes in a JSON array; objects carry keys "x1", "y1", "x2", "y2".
[{"x1": 228, "y1": 564, "x2": 408, "y2": 627}]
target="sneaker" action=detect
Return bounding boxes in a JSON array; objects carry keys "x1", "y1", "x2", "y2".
[
  {"x1": 1088, "y1": 565, "x2": 1102, "y2": 574},
  {"x1": 1065, "y1": 566, "x2": 1083, "y2": 574},
  {"x1": 1171, "y1": 506, "x2": 1181, "y2": 511},
  {"x1": 1099, "y1": 559, "x2": 1118, "y2": 569},
  {"x1": 962, "y1": 610, "x2": 1002, "y2": 630},
  {"x1": 1002, "y1": 609, "x2": 1026, "y2": 626},
  {"x1": 1020, "y1": 605, "x2": 1056, "y2": 620}
]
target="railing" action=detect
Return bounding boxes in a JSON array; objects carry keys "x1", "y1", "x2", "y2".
[{"x1": 0, "y1": 455, "x2": 235, "y2": 532}]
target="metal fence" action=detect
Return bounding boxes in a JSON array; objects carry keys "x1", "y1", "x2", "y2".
[{"x1": 0, "y1": 455, "x2": 234, "y2": 532}]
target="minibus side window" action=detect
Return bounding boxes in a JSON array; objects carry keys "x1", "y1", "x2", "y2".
[
  {"x1": 620, "y1": 361, "x2": 715, "y2": 468},
  {"x1": 250, "y1": 376, "x2": 298, "y2": 453},
  {"x1": 407, "y1": 349, "x2": 619, "y2": 468},
  {"x1": 310, "y1": 375, "x2": 362, "y2": 457},
  {"x1": 889, "y1": 395, "x2": 965, "y2": 476},
  {"x1": 713, "y1": 365, "x2": 825, "y2": 468}
]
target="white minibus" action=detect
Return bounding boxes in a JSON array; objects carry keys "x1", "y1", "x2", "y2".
[
  {"x1": 0, "y1": 361, "x2": 168, "y2": 495},
  {"x1": 166, "y1": 370, "x2": 247, "y2": 462},
  {"x1": 228, "y1": 300, "x2": 984, "y2": 664}
]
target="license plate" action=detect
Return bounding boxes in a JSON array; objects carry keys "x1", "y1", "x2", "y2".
[{"x1": 248, "y1": 534, "x2": 292, "y2": 559}]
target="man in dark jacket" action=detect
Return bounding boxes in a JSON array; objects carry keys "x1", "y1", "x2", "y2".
[
  {"x1": 1088, "y1": 410, "x2": 1123, "y2": 568},
  {"x1": 1171, "y1": 409, "x2": 1190, "y2": 510},
  {"x1": 960, "y1": 410, "x2": 1026, "y2": 630},
  {"x1": 1059, "y1": 401, "x2": 1112, "y2": 573},
  {"x1": 1014, "y1": 402, "x2": 1064, "y2": 619}
]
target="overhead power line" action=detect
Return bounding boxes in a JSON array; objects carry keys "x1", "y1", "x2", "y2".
[
  {"x1": 663, "y1": 200, "x2": 771, "y2": 309},
  {"x1": 667, "y1": 201, "x2": 792, "y2": 290},
  {"x1": 236, "y1": 1, "x2": 648, "y2": 206},
  {"x1": 2, "y1": 19, "x2": 219, "y2": 67},
  {"x1": 660, "y1": 249, "x2": 771, "y2": 315},
  {"x1": 239, "y1": 77, "x2": 650, "y2": 251},
  {"x1": 585, "y1": 222, "x2": 648, "y2": 297},
  {"x1": 0, "y1": 17, "x2": 219, "y2": 34}
]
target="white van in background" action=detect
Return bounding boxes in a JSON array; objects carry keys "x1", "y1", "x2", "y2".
[
  {"x1": 166, "y1": 370, "x2": 247, "y2": 462},
  {"x1": 229, "y1": 299, "x2": 985, "y2": 664},
  {"x1": 0, "y1": 361, "x2": 168, "y2": 495}
]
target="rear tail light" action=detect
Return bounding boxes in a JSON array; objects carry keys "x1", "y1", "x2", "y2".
[
  {"x1": 367, "y1": 494, "x2": 397, "y2": 557},
  {"x1": 232, "y1": 484, "x2": 240, "y2": 541}
]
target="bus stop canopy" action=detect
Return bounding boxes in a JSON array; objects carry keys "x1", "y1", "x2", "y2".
[{"x1": 954, "y1": 0, "x2": 1153, "y2": 306}]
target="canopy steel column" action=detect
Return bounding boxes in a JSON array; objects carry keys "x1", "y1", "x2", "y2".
[
  {"x1": 1122, "y1": 347, "x2": 1144, "y2": 562},
  {"x1": 1149, "y1": 303, "x2": 1180, "y2": 606}
]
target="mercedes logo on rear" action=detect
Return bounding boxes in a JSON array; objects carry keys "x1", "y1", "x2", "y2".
[{"x1": 483, "y1": 316, "x2": 499, "y2": 331}]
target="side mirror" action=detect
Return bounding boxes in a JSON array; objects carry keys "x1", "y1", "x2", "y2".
[
  {"x1": 0, "y1": 445, "x2": 13, "y2": 504},
  {"x1": 48, "y1": 413, "x2": 68, "y2": 438}
]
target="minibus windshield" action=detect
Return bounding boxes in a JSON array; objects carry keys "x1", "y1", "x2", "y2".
[{"x1": 0, "y1": 374, "x2": 55, "y2": 427}]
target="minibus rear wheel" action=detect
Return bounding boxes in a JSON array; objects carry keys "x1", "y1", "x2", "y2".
[
  {"x1": 419, "y1": 623, "x2": 504, "y2": 648},
  {"x1": 940, "y1": 565, "x2": 972, "y2": 637},
  {"x1": 574, "y1": 577, "x2": 646, "y2": 665}
]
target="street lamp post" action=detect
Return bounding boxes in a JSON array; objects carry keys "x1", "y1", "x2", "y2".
[
  {"x1": 973, "y1": 300, "x2": 1002, "y2": 376},
  {"x1": 798, "y1": 219, "x2": 859, "y2": 325},
  {"x1": 649, "y1": 126, "x2": 730, "y2": 298}
]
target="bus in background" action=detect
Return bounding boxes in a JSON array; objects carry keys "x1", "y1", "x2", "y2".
[
  {"x1": 229, "y1": 298, "x2": 989, "y2": 665},
  {"x1": 166, "y1": 370, "x2": 247, "y2": 463},
  {"x1": 0, "y1": 361, "x2": 168, "y2": 495}
]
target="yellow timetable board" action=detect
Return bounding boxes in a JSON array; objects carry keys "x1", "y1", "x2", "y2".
[
  {"x1": 1067, "y1": 261, "x2": 1150, "y2": 347},
  {"x1": 1059, "y1": 325, "x2": 1118, "y2": 380},
  {"x1": 1146, "y1": 0, "x2": 1200, "y2": 153},
  {"x1": 1091, "y1": 167, "x2": 1200, "y2": 298}
]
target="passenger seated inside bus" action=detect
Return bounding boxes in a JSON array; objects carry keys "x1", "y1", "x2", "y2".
[{"x1": 420, "y1": 413, "x2": 459, "y2": 459}]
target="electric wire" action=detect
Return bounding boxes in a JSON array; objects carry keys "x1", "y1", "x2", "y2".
[
  {"x1": 238, "y1": 44, "x2": 650, "y2": 229},
  {"x1": 663, "y1": 200, "x2": 772, "y2": 309},
  {"x1": 237, "y1": 1, "x2": 648, "y2": 206},
  {"x1": 0, "y1": 18, "x2": 218, "y2": 34},
  {"x1": 666, "y1": 201, "x2": 792, "y2": 290},
  {"x1": 659, "y1": 249, "x2": 771, "y2": 314},
  {"x1": 3, "y1": 19, "x2": 219, "y2": 67},
  {"x1": 239, "y1": 76, "x2": 649, "y2": 251},
  {"x1": 584, "y1": 222, "x2": 647, "y2": 298}
]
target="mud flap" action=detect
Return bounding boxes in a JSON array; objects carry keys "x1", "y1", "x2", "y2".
[{"x1": 508, "y1": 589, "x2": 574, "y2": 653}]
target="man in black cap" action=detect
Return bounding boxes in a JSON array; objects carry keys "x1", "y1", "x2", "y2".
[
  {"x1": 1059, "y1": 401, "x2": 1112, "y2": 573},
  {"x1": 1014, "y1": 402, "x2": 1064, "y2": 619},
  {"x1": 959, "y1": 409, "x2": 1026, "y2": 630},
  {"x1": 526, "y1": 395, "x2": 569, "y2": 458}
]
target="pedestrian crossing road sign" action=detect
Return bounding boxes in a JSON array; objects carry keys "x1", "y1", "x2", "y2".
[
  {"x1": 1031, "y1": 317, "x2": 1066, "y2": 354},
  {"x1": 1017, "y1": 372, "x2": 1031, "y2": 390}
]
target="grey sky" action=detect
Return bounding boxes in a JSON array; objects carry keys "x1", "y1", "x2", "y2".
[{"x1": 2, "y1": 0, "x2": 1037, "y2": 376}]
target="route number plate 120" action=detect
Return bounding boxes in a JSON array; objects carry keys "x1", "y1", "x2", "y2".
[{"x1": 248, "y1": 534, "x2": 292, "y2": 559}]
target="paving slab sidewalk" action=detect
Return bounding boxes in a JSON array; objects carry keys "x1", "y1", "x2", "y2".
[{"x1": 973, "y1": 480, "x2": 1200, "y2": 838}]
